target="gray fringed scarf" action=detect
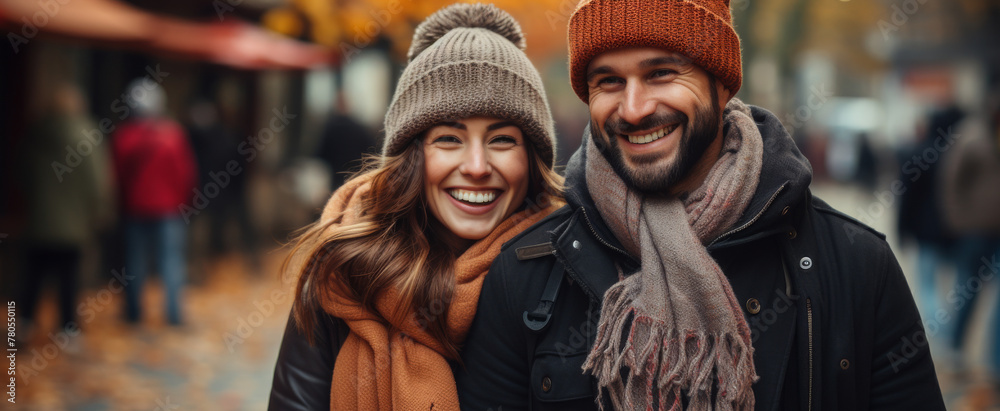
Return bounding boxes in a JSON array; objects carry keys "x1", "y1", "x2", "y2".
[{"x1": 582, "y1": 98, "x2": 762, "y2": 410}]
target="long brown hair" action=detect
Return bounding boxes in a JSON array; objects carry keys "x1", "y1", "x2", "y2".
[{"x1": 285, "y1": 137, "x2": 563, "y2": 359}]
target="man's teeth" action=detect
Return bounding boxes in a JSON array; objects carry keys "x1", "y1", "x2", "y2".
[
  {"x1": 449, "y1": 189, "x2": 497, "y2": 204},
  {"x1": 626, "y1": 125, "x2": 676, "y2": 144}
]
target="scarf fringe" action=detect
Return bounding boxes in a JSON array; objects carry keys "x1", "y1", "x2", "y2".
[{"x1": 583, "y1": 277, "x2": 757, "y2": 411}]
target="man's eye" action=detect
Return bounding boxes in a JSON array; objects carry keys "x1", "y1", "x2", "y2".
[
  {"x1": 651, "y1": 69, "x2": 676, "y2": 78},
  {"x1": 598, "y1": 76, "x2": 624, "y2": 86}
]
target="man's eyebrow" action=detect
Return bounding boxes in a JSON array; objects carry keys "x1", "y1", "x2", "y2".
[
  {"x1": 587, "y1": 56, "x2": 687, "y2": 83},
  {"x1": 487, "y1": 121, "x2": 517, "y2": 131},
  {"x1": 586, "y1": 66, "x2": 614, "y2": 83},
  {"x1": 438, "y1": 121, "x2": 466, "y2": 130},
  {"x1": 639, "y1": 56, "x2": 687, "y2": 69}
]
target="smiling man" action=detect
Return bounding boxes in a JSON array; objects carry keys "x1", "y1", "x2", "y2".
[
  {"x1": 455, "y1": 0, "x2": 945, "y2": 410},
  {"x1": 585, "y1": 47, "x2": 727, "y2": 196}
]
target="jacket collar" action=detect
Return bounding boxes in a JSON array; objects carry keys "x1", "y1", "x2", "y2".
[
  {"x1": 562, "y1": 128, "x2": 632, "y2": 261},
  {"x1": 562, "y1": 104, "x2": 813, "y2": 255}
]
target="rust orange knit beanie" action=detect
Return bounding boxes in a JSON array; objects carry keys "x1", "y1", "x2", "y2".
[{"x1": 568, "y1": 0, "x2": 742, "y2": 102}]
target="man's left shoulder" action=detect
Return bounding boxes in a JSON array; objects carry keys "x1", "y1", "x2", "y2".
[
  {"x1": 800, "y1": 196, "x2": 906, "y2": 297},
  {"x1": 807, "y1": 195, "x2": 889, "y2": 250}
]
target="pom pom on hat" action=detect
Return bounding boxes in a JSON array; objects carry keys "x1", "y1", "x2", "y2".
[{"x1": 407, "y1": 3, "x2": 526, "y2": 62}]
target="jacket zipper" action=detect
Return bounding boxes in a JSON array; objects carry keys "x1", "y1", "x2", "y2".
[
  {"x1": 578, "y1": 206, "x2": 631, "y2": 258},
  {"x1": 708, "y1": 183, "x2": 787, "y2": 247},
  {"x1": 807, "y1": 298, "x2": 814, "y2": 411}
]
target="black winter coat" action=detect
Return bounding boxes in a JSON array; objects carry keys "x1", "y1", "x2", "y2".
[
  {"x1": 454, "y1": 105, "x2": 945, "y2": 411},
  {"x1": 269, "y1": 311, "x2": 347, "y2": 410}
]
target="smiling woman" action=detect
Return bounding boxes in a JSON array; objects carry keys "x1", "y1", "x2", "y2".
[
  {"x1": 423, "y1": 117, "x2": 531, "y2": 248},
  {"x1": 269, "y1": 3, "x2": 562, "y2": 411}
]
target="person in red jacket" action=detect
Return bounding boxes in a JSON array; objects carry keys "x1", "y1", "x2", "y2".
[{"x1": 112, "y1": 78, "x2": 197, "y2": 325}]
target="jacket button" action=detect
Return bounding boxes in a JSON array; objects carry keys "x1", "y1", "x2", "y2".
[
  {"x1": 572, "y1": 240, "x2": 581, "y2": 250},
  {"x1": 781, "y1": 206, "x2": 790, "y2": 216},
  {"x1": 840, "y1": 359, "x2": 850, "y2": 370},
  {"x1": 541, "y1": 376, "x2": 552, "y2": 392},
  {"x1": 799, "y1": 257, "x2": 813, "y2": 270},
  {"x1": 787, "y1": 229, "x2": 797, "y2": 239},
  {"x1": 746, "y1": 298, "x2": 761, "y2": 314}
]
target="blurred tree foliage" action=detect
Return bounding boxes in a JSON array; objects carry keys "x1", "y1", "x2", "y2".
[{"x1": 262, "y1": 0, "x2": 580, "y2": 63}]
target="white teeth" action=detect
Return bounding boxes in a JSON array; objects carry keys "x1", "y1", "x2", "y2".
[
  {"x1": 448, "y1": 189, "x2": 497, "y2": 204},
  {"x1": 626, "y1": 125, "x2": 675, "y2": 144}
]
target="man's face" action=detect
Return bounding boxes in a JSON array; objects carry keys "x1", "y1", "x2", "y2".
[{"x1": 586, "y1": 47, "x2": 726, "y2": 193}]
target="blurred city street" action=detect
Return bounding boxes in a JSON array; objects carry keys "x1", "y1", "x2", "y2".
[{"x1": 6, "y1": 253, "x2": 294, "y2": 411}]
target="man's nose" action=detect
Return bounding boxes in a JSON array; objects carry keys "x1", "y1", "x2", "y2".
[{"x1": 619, "y1": 81, "x2": 657, "y2": 126}]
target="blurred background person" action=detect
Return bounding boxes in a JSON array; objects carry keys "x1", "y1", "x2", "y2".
[
  {"x1": 18, "y1": 83, "x2": 114, "y2": 341},
  {"x1": 185, "y1": 99, "x2": 259, "y2": 279},
  {"x1": 897, "y1": 105, "x2": 964, "y2": 324},
  {"x1": 940, "y1": 105, "x2": 1000, "y2": 374},
  {"x1": 314, "y1": 92, "x2": 377, "y2": 191},
  {"x1": 854, "y1": 131, "x2": 880, "y2": 192},
  {"x1": 112, "y1": 78, "x2": 196, "y2": 325}
]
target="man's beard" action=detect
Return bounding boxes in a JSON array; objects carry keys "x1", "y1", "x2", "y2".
[{"x1": 594, "y1": 99, "x2": 721, "y2": 194}]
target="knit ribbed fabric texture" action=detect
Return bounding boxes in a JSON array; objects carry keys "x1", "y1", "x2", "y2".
[
  {"x1": 568, "y1": 0, "x2": 742, "y2": 102},
  {"x1": 383, "y1": 3, "x2": 556, "y2": 167}
]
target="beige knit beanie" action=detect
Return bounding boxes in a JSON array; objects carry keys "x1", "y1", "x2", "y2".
[{"x1": 383, "y1": 3, "x2": 557, "y2": 167}]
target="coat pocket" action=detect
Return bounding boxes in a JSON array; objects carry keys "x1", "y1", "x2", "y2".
[{"x1": 530, "y1": 351, "x2": 595, "y2": 403}]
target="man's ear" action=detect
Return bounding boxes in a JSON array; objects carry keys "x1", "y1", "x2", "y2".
[{"x1": 717, "y1": 82, "x2": 734, "y2": 113}]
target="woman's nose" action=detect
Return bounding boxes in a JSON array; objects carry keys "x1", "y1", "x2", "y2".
[{"x1": 458, "y1": 145, "x2": 492, "y2": 179}]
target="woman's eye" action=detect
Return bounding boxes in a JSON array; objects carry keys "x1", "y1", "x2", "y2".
[
  {"x1": 432, "y1": 135, "x2": 461, "y2": 144},
  {"x1": 490, "y1": 135, "x2": 518, "y2": 146}
]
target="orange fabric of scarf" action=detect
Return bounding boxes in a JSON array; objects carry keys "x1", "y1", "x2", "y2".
[{"x1": 316, "y1": 172, "x2": 560, "y2": 410}]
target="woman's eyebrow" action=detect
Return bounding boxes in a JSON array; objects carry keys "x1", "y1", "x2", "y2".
[
  {"x1": 487, "y1": 121, "x2": 517, "y2": 131},
  {"x1": 438, "y1": 121, "x2": 466, "y2": 130}
]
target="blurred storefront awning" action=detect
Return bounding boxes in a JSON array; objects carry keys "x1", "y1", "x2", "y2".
[{"x1": 0, "y1": 0, "x2": 335, "y2": 69}]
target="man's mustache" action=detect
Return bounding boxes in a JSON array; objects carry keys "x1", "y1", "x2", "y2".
[{"x1": 604, "y1": 111, "x2": 688, "y2": 136}]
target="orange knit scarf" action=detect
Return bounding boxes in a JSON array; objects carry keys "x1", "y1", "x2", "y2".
[{"x1": 315, "y1": 172, "x2": 559, "y2": 410}]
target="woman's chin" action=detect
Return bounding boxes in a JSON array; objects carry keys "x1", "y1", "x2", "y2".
[
  {"x1": 451, "y1": 228, "x2": 492, "y2": 242},
  {"x1": 445, "y1": 219, "x2": 501, "y2": 242}
]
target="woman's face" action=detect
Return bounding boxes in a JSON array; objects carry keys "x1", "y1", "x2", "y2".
[{"x1": 423, "y1": 116, "x2": 530, "y2": 243}]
